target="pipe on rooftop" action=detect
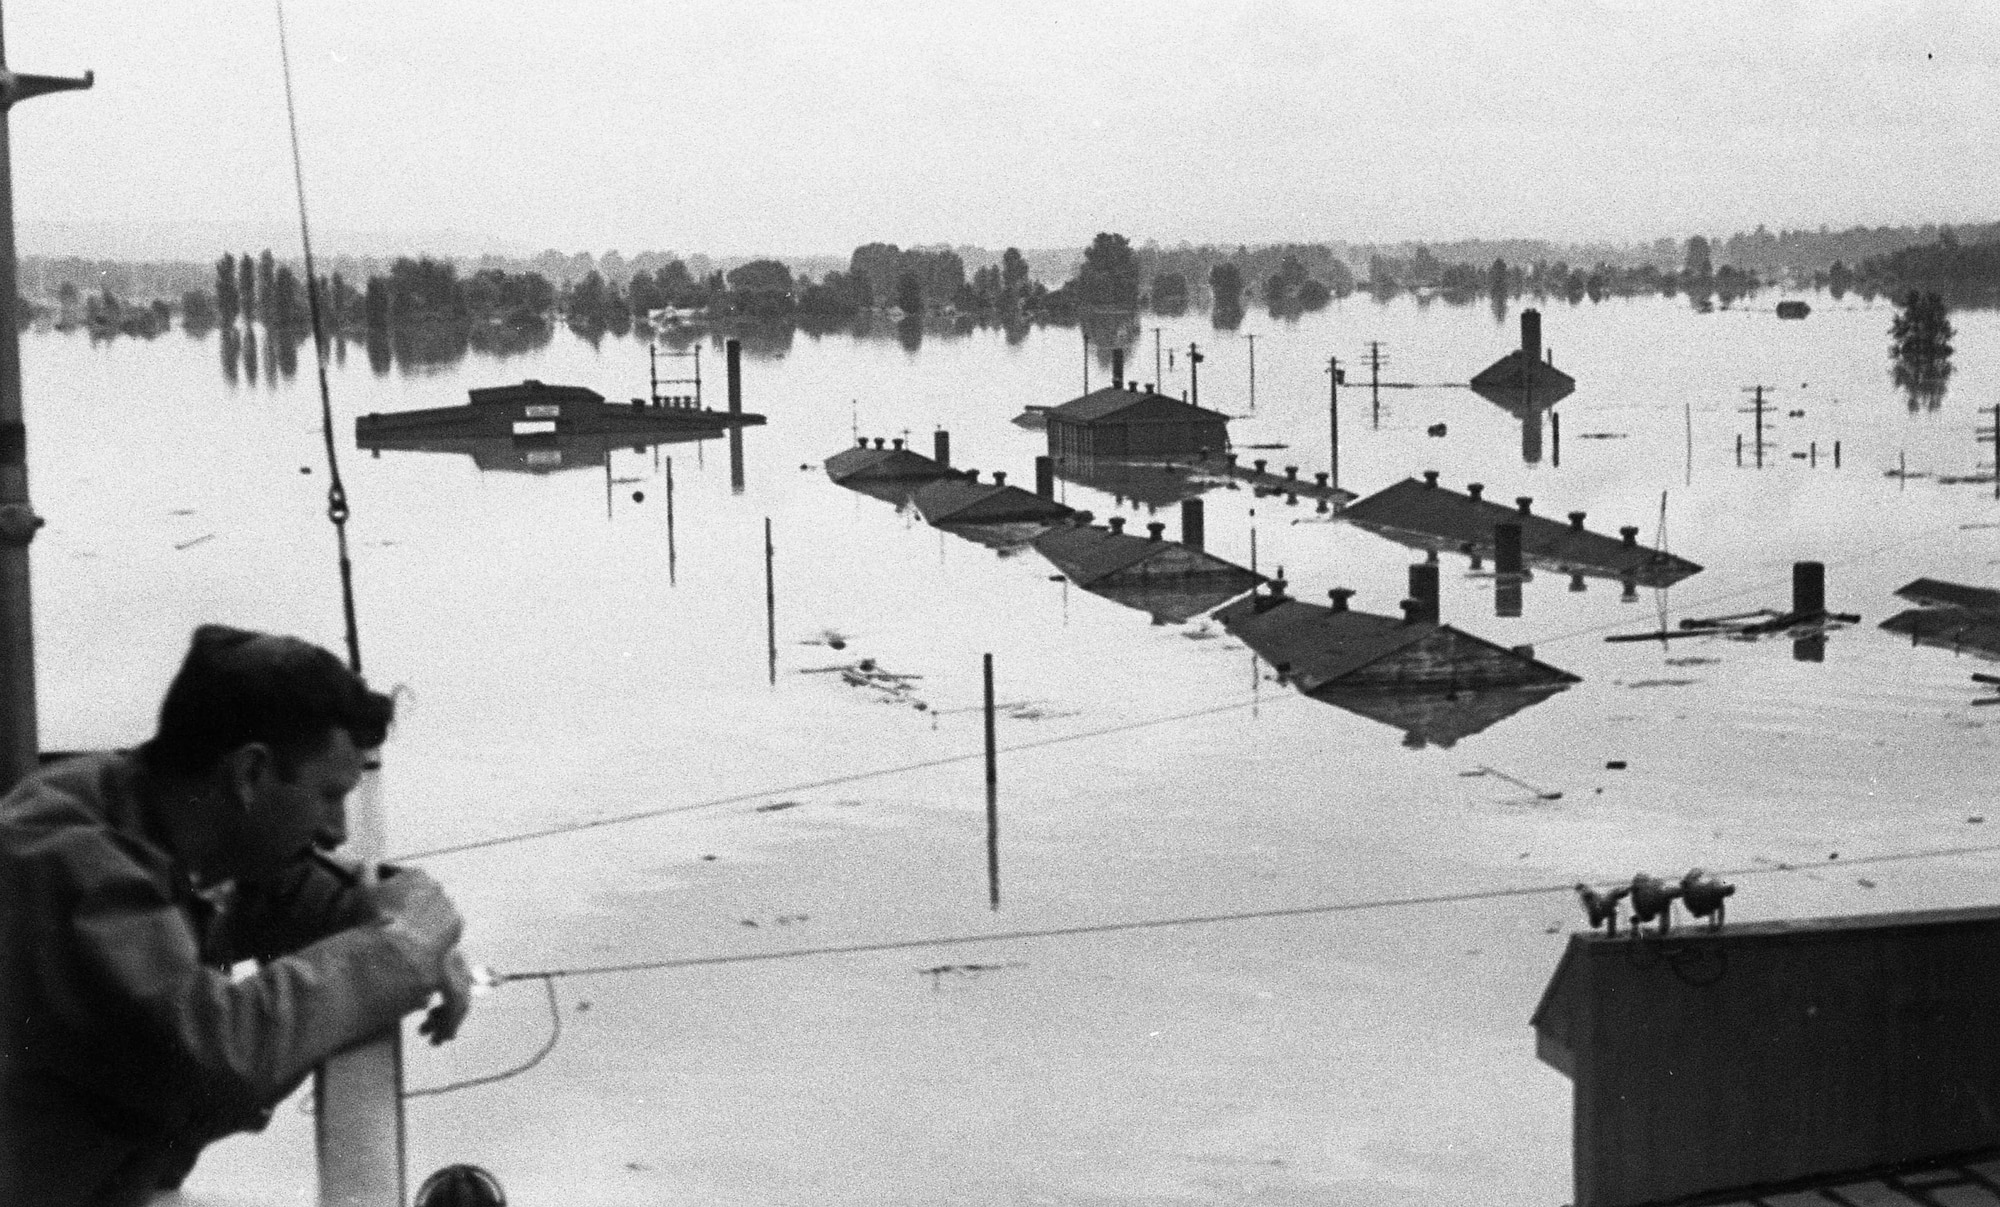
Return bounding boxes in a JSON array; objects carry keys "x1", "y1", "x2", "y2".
[{"x1": 1516, "y1": 496, "x2": 1533, "y2": 516}]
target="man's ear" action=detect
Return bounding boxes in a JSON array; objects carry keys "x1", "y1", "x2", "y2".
[{"x1": 225, "y1": 743, "x2": 277, "y2": 807}]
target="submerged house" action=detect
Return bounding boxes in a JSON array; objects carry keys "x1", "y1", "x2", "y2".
[
  {"x1": 1880, "y1": 577, "x2": 2000, "y2": 659},
  {"x1": 1469, "y1": 309, "x2": 1576, "y2": 408},
  {"x1": 358, "y1": 378, "x2": 764, "y2": 445},
  {"x1": 910, "y1": 470, "x2": 1075, "y2": 527},
  {"x1": 1032, "y1": 514, "x2": 1262, "y2": 624},
  {"x1": 823, "y1": 436, "x2": 960, "y2": 505},
  {"x1": 1215, "y1": 581, "x2": 1579, "y2": 747},
  {"x1": 1044, "y1": 381, "x2": 1233, "y2": 462},
  {"x1": 1341, "y1": 474, "x2": 1702, "y2": 589}
]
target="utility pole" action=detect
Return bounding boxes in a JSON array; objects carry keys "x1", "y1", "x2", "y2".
[
  {"x1": 1188, "y1": 341, "x2": 1203, "y2": 409},
  {"x1": 1151, "y1": 325, "x2": 1163, "y2": 390},
  {"x1": 1243, "y1": 333, "x2": 1258, "y2": 409},
  {"x1": 1739, "y1": 384, "x2": 1774, "y2": 469},
  {"x1": 1366, "y1": 341, "x2": 1387, "y2": 429},
  {"x1": 1327, "y1": 355, "x2": 1344, "y2": 492},
  {"x1": 0, "y1": 13, "x2": 93, "y2": 793}
]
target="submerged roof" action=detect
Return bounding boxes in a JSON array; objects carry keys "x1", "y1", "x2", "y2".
[
  {"x1": 1342, "y1": 477, "x2": 1702, "y2": 587},
  {"x1": 1032, "y1": 524, "x2": 1262, "y2": 623},
  {"x1": 910, "y1": 477, "x2": 1075, "y2": 526},
  {"x1": 824, "y1": 442, "x2": 957, "y2": 485},
  {"x1": 466, "y1": 379, "x2": 608, "y2": 406},
  {"x1": 1047, "y1": 385, "x2": 1234, "y2": 427},
  {"x1": 1214, "y1": 590, "x2": 1580, "y2": 691}
]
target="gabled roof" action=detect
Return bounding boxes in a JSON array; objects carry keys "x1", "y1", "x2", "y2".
[
  {"x1": 1468, "y1": 349, "x2": 1576, "y2": 395},
  {"x1": 910, "y1": 478, "x2": 1075, "y2": 526},
  {"x1": 1895, "y1": 577, "x2": 2000, "y2": 612},
  {"x1": 824, "y1": 443, "x2": 956, "y2": 485},
  {"x1": 467, "y1": 379, "x2": 607, "y2": 407},
  {"x1": 1215, "y1": 591, "x2": 1580, "y2": 690},
  {"x1": 1342, "y1": 477, "x2": 1702, "y2": 586},
  {"x1": 1215, "y1": 596, "x2": 1434, "y2": 686},
  {"x1": 1032, "y1": 525, "x2": 1261, "y2": 622},
  {"x1": 1046, "y1": 385, "x2": 1233, "y2": 426}
]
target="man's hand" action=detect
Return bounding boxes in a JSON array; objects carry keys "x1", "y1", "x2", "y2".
[
  {"x1": 420, "y1": 948, "x2": 475, "y2": 1045},
  {"x1": 364, "y1": 867, "x2": 464, "y2": 974}
]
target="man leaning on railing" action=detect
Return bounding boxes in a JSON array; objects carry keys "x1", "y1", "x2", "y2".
[{"x1": 0, "y1": 624, "x2": 473, "y2": 1207}]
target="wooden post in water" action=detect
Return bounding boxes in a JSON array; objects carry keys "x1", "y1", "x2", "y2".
[
  {"x1": 764, "y1": 518, "x2": 776, "y2": 686},
  {"x1": 665, "y1": 456, "x2": 676, "y2": 585},
  {"x1": 1326, "y1": 355, "x2": 1341, "y2": 491},
  {"x1": 1551, "y1": 410, "x2": 1561, "y2": 469},
  {"x1": 983, "y1": 653, "x2": 999, "y2": 910},
  {"x1": 1834, "y1": 440, "x2": 1841, "y2": 468},
  {"x1": 1684, "y1": 401, "x2": 1693, "y2": 486},
  {"x1": 1244, "y1": 332, "x2": 1257, "y2": 409}
]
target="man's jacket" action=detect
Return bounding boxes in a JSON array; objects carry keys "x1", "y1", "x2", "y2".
[{"x1": 0, "y1": 751, "x2": 436, "y2": 1206}]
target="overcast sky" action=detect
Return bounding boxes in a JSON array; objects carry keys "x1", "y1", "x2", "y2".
[{"x1": 8, "y1": 0, "x2": 1995, "y2": 258}]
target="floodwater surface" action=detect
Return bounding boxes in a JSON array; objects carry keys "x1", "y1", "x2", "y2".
[{"x1": 26, "y1": 291, "x2": 2000, "y2": 1206}]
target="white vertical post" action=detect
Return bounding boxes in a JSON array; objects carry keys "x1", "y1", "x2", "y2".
[{"x1": 315, "y1": 755, "x2": 404, "y2": 1207}]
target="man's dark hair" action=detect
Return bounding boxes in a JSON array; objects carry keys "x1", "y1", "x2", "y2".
[{"x1": 140, "y1": 625, "x2": 395, "y2": 777}]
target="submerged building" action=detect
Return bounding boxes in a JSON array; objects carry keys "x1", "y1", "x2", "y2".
[
  {"x1": 1216, "y1": 580, "x2": 1579, "y2": 747},
  {"x1": 1470, "y1": 309, "x2": 1576, "y2": 408},
  {"x1": 1341, "y1": 474, "x2": 1702, "y2": 589},
  {"x1": 1033, "y1": 512, "x2": 1262, "y2": 624},
  {"x1": 1044, "y1": 382, "x2": 1233, "y2": 462}
]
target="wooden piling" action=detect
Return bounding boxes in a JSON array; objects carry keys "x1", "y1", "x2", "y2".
[
  {"x1": 1834, "y1": 440, "x2": 1841, "y2": 468},
  {"x1": 1810, "y1": 441, "x2": 1817, "y2": 467},
  {"x1": 765, "y1": 518, "x2": 776, "y2": 686},
  {"x1": 1327, "y1": 355, "x2": 1341, "y2": 491},
  {"x1": 984, "y1": 653, "x2": 999, "y2": 910},
  {"x1": 665, "y1": 457, "x2": 676, "y2": 585}
]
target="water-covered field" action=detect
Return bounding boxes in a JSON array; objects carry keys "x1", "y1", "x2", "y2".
[{"x1": 31, "y1": 291, "x2": 2000, "y2": 1206}]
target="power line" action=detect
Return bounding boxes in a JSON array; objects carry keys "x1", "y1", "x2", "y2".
[
  {"x1": 487, "y1": 839, "x2": 2000, "y2": 986},
  {"x1": 396, "y1": 694, "x2": 1287, "y2": 862}
]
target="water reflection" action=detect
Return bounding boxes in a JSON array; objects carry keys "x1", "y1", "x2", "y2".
[
  {"x1": 1052, "y1": 458, "x2": 1216, "y2": 511},
  {"x1": 359, "y1": 424, "x2": 724, "y2": 477}
]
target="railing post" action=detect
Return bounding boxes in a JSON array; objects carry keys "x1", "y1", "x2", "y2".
[{"x1": 315, "y1": 755, "x2": 405, "y2": 1206}]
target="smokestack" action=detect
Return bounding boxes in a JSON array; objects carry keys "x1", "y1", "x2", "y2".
[
  {"x1": 1423, "y1": 470, "x2": 1439, "y2": 488},
  {"x1": 1328, "y1": 588, "x2": 1354, "y2": 612},
  {"x1": 1568, "y1": 511, "x2": 1586, "y2": 531},
  {"x1": 1793, "y1": 560, "x2": 1826, "y2": 617},
  {"x1": 726, "y1": 338, "x2": 743, "y2": 414},
  {"x1": 992, "y1": 471, "x2": 1006, "y2": 488},
  {"x1": 1408, "y1": 562, "x2": 1440, "y2": 624},
  {"x1": 1112, "y1": 348, "x2": 1124, "y2": 390},
  {"x1": 1467, "y1": 483, "x2": 1484, "y2": 500},
  {"x1": 1181, "y1": 498, "x2": 1204, "y2": 549},
  {"x1": 1035, "y1": 455, "x2": 1054, "y2": 499},
  {"x1": 1146, "y1": 521, "x2": 1164, "y2": 541},
  {"x1": 1108, "y1": 516, "x2": 1125, "y2": 534},
  {"x1": 934, "y1": 430, "x2": 950, "y2": 466},
  {"x1": 1516, "y1": 496, "x2": 1533, "y2": 516},
  {"x1": 1521, "y1": 308, "x2": 1542, "y2": 365},
  {"x1": 1495, "y1": 522, "x2": 1524, "y2": 575},
  {"x1": 1621, "y1": 525, "x2": 1639, "y2": 547}
]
